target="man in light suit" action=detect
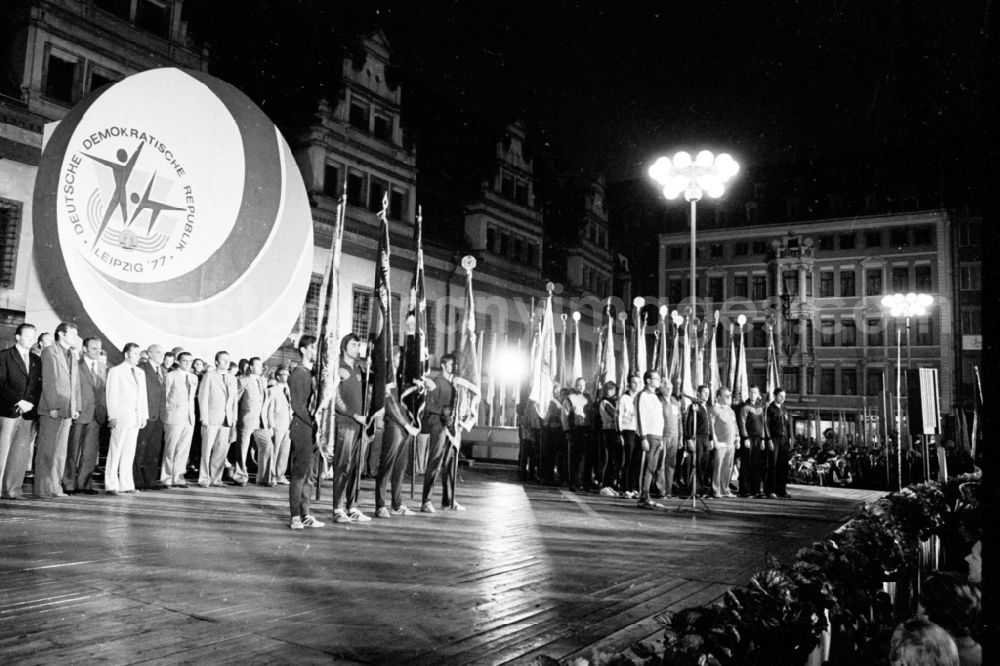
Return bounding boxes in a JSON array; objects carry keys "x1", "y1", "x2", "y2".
[
  {"x1": 35, "y1": 321, "x2": 81, "y2": 498},
  {"x1": 160, "y1": 351, "x2": 197, "y2": 488},
  {"x1": 105, "y1": 342, "x2": 148, "y2": 494},
  {"x1": 0, "y1": 323, "x2": 43, "y2": 500},
  {"x1": 63, "y1": 336, "x2": 106, "y2": 494},
  {"x1": 266, "y1": 367, "x2": 292, "y2": 484},
  {"x1": 233, "y1": 356, "x2": 266, "y2": 486},
  {"x1": 197, "y1": 350, "x2": 237, "y2": 487},
  {"x1": 135, "y1": 344, "x2": 166, "y2": 490}
]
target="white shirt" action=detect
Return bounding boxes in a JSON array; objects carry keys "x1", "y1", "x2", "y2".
[
  {"x1": 617, "y1": 391, "x2": 636, "y2": 432},
  {"x1": 711, "y1": 403, "x2": 738, "y2": 446},
  {"x1": 636, "y1": 390, "x2": 664, "y2": 437}
]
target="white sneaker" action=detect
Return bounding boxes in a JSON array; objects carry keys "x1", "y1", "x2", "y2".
[
  {"x1": 446, "y1": 502, "x2": 466, "y2": 511},
  {"x1": 333, "y1": 509, "x2": 351, "y2": 524},
  {"x1": 348, "y1": 508, "x2": 371, "y2": 522},
  {"x1": 599, "y1": 487, "x2": 618, "y2": 497},
  {"x1": 392, "y1": 505, "x2": 416, "y2": 516},
  {"x1": 375, "y1": 507, "x2": 391, "y2": 519},
  {"x1": 302, "y1": 515, "x2": 325, "y2": 528},
  {"x1": 421, "y1": 501, "x2": 435, "y2": 513},
  {"x1": 289, "y1": 516, "x2": 304, "y2": 530}
]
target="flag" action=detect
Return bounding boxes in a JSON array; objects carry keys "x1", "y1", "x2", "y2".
[
  {"x1": 726, "y1": 323, "x2": 737, "y2": 394},
  {"x1": 680, "y1": 314, "x2": 694, "y2": 399},
  {"x1": 635, "y1": 307, "x2": 647, "y2": 377},
  {"x1": 814, "y1": 409, "x2": 822, "y2": 444},
  {"x1": 971, "y1": 365, "x2": 982, "y2": 459},
  {"x1": 571, "y1": 312, "x2": 583, "y2": 382},
  {"x1": 765, "y1": 320, "x2": 780, "y2": 403},
  {"x1": 955, "y1": 406, "x2": 971, "y2": 453},
  {"x1": 311, "y1": 174, "x2": 347, "y2": 460},
  {"x1": 668, "y1": 315, "x2": 681, "y2": 396},
  {"x1": 485, "y1": 332, "x2": 498, "y2": 425},
  {"x1": 733, "y1": 321, "x2": 749, "y2": 405},
  {"x1": 657, "y1": 310, "x2": 669, "y2": 380},
  {"x1": 559, "y1": 314, "x2": 570, "y2": 387},
  {"x1": 651, "y1": 329, "x2": 660, "y2": 375},
  {"x1": 365, "y1": 195, "x2": 395, "y2": 427},
  {"x1": 399, "y1": 206, "x2": 429, "y2": 428},
  {"x1": 618, "y1": 314, "x2": 630, "y2": 392},
  {"x1": 600, "y1": 300, "x2": 616, "y2": 386},
  {"x1": 694, "y1": 318, "x2": 705, "y2": 389},
  {"x1": 529, "y1": 288, "x2": 557, "y2": 418},
  {"x1": 707, "y1": 311, "x2": 721, "y2": 405},
  {"x1": 450, "y1": 256, "x2": 481, "y2": 440}
]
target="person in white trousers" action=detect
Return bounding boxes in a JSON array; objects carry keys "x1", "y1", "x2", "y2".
[
  {"x1": 160, "y1": 351, "x2": 197, "y2": 487},
  {"x1": 105, "y1": 343, "x2": 148, "y2": 494}
]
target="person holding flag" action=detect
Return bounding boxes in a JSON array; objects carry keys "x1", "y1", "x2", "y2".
[
  {"x1": 421, "y1": 353, "x2": 460, "y2": 512},
  {"x1": 374, "y1": 345, "x2": 420, "y2": 518},
  {"x1": 737, "y1": 385, "x2": 766, "y2": 498},
  {"x1": 331, "y1": 333, "x2": 370, "y2": 523}
]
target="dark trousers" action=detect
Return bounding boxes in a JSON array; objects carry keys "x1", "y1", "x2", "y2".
[
  {"x1": 566, "y1": 426, "x2": 588, "y2": 489},
  {"x1": 376, "y1": 420, "x2": 410, "y2": 510},
  {"x1": 739, "y1": 437, "x2": 764, "y2": 495},
  {"x1": 639, "y1": 435, "x2": 664, "y2": 501},
  {"x1": 620, "y1": 430, "x2": 639, "y2": 492},
  {"x1": 332, "y1": 419, "x2": 362, "y2": 511},
  {"x1": 660, "y1": 435, "x2": 679, "y2": 497},
  {"x1": 583, "y1": 431, "x2": 600, "y2": 488},
  {"x1": 64, "y1": 420, "x2": 101, "y2": 491},
  {"x1": 599, "y1": 430, "x2": 623, "y2": 488},
  {"x1": 763, "y1": 439, "x2": 791, "y2": 495},
  {"x1": 288, "y1": 416, "x2": 316, "y2": 519},
  {"x1": 518, "y1": 428, "x2": 540, "y2": 480},
  {"x1": 422, "y1": 415, "x2": 458, "y2": 507},
  {"x1": 133, "y1": 419, "x2": 163, "y2": 489},
  {"x1": 685, "y1": 436, "x2": 712, "y2": 493},
  {"x1": 540, "y1": 426, "x2": 562, "y2": 483}
]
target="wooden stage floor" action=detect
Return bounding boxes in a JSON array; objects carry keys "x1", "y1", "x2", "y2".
[{"x1": 0, "y1": 470, "x2": 883, "y2": 665}]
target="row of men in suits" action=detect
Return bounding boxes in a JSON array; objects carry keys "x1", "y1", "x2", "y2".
[{"x1": 0, "y1": 321, "x2": 296, "y2": 498}]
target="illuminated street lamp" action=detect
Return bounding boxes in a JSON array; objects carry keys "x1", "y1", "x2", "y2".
[
  {"x1": 649, "y1": 150, "x2": 739, "y2": 510},
  {"x1": 881, "y1": 292, "x2": 933, "y2": 489}
]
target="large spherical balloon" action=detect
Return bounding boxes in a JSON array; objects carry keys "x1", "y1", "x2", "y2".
[{"x1": 33, "y1": 68, "x2": 313, "y2": 361}]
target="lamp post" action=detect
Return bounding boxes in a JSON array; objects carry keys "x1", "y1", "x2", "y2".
[
  {"x1": 650, "y1": 150, "x2": 739, "y2": 509},
  {"x1": 881, "y1": 292, "x2": 933, "y2": 489}
]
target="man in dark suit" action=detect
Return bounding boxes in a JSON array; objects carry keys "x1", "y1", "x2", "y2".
[
  {"x1": 64, "y1": 336, "x2": 106, "y2": 494},
  {"x1": 0, "y1": 324, "x2": 43, "y2": 500},
  {"x1": 36, "y1": 321, "x2": 81, "y2": 498},
  {"x1": 763, "y1": 387, "x2": 792, "y2": 499},
  {"x1": 135, "y1": 343, "x2": 167, "y2": 490},
  {"x1": 737, "y1": 385, "x2": 766, "y2": 498}
]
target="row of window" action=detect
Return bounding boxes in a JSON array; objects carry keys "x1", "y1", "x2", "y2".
[
  {"x1": 584, "y1": 221, "x2": 608, "y2": 250},
  {"x1": 43, "y1": 45, "x2": 121, "y2": 106},
  {"x1": 0, "y1": 199, "x2": 21, "y2": 289},
  {"x1": 669, "y1": 225, "x2": 936, "y2": 263},
  {"x1": 485, "y1": 226, "x2": 540, "y2": 268},
  {"x1": 581, "y1": 265, "x2": 610, "y2": 296},
  {"x1": 348, "y1": 95, "x2": 396, "y2": 144},
  {"x1": 498, "y1": 169, "x2": 532, "y2": 207},
  {"x1": 322, "y1": 164, "x2": 408, "y2": 219},
  {"x1": 754, "y1": 365, "x2": 916, "y2": 397}
]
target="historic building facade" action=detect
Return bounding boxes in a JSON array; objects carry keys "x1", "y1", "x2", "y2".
[{"x1": 658, "y1": 210, "x2": 955, "y2": 441}]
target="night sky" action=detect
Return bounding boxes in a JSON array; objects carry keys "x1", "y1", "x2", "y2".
[{"x1": 187, "y1": 0, "x2": 989, "y2": 194}]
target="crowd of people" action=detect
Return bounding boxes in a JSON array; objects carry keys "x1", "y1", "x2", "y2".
[
  {"x1": 517, "y1": 371, "x2": 800, "y2": 508},
  {"x1": 0, "y1": 323, "x2": 464, "y2": 530}
]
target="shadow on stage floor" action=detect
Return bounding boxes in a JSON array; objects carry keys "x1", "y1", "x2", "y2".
[{"x1": 0, "y1": 470, "x2": 884, "y2": 665}]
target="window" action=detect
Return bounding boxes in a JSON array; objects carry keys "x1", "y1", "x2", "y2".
[
  {"x1": 782, "y1": 368, "x2": 800, "y2": 394},
  {"x1": 751, "y1": 366, "x2": 767, "y2": 391},
  {"x1": 818, "y1": 235, "x2": 834, "y2": 250},
  {"x1": 514, "y1": 180, "x2": 529, "y2": 206},
  {"x1": 915, "y1": 265, "x2": 932, "y2": 291},
  {"x1": 349, "y1": 101, "x2": 369, "y2": 131},
  {"x1": 87, "y1": 68, "x2": 118, "y2": 93},
  {"x1": 839, "y1": 233, "x2": 856, "y2": 249},
  {"x1": 368, "y1": 178, "x2": 387, "y2": 212},
  {"x1": 820, "y1": 368, "x2": 835, "y2": 395},
  {"x1": 346, "y1": 171, "x2": 366, "y2": 206},
  {"x1": 298, "y1": 273, "x2": 323, "y2": 336},
  {"x1": 751, "y1": 276, "x2": 767, "y2": 301},
  {"x1": 0, "y1": 198, "x2": 22, "y2": 288},
  {"x1": 890, "y1": 228, "x2": 909, "y2": 247},
  {"x1": 891, "y1": 266, "x2": 909, "y2": 292},
  {"x1": 805, "y1": 319, "x2": 814, "y2": 351},
  {"x1": 820, "y1": 319, "x2": 835, "y2": 347},
  {"x1": 865, "y1": 230, "x2": 882, "y2": 248},
  {"x1": 867, "y1": 369, "x2": 884, "y2": 396},
  {"x1": 735, "y1": 242, "x2": 748, "y2": 256},
  {"x1": 709, "y1": 277, "x2": 723, "y2": 301},
  {"x1": 840, "y1": 271, "x2": 856, "y2": 297},
  {"x1": 373, "y1": 114, "x2": 392, "y2": 142},
  {"x1": 323, "y1": 164, "x2": 340, "y2": 198},
  {"x1": 959, "y1": 222, "x2": 981, "y2": 247},
  {"x1": 45, "y1": 51, "x2": 77, "y2": 104},
  {"x1": 669, "y1": 247, "x2": 682, "y2": 261},
  {"x1": 352, "y1": 287, "x2": 372, "y2": 339},
  {"x1": 960, "y1": 264, "x2": 981, "y2": 290},
  {"x1": 513, "y1": 237, "x2": 524, "y2": 263},
  {"x1": 734, "y1": 276, "x2": 748, "y2": 298},
  {"x1": 710, "y1": 243, "x2": 724, "y2": 258},
  {"x1": 806, "y1": 272, "x2": 813, "y2": 297},
  {"x1": 842, "y1": 369, "x2": 857, "y2": 396},
  {"x1": 806, "y1": 367, "x2": 815, "y2": 395},
  {"x1": 95, "y1": 0, "x2": 131, "y2": 19},
  {"x1": 915, "y1": 316, "x2": 932, "y2": 346},
  {"x1": 751, "y1": 322, "x2": 766, "y2": 348},
  {"x1": 819, "y1": 271, "x2": 834, "y2": 297},
  {"x1": 961, "y1": 309, "x2": 981, "y2": 335},
  {"x1": 499, "y1": 232, "x2": 510, "y2": 258},
  {"x1": 866, "y1": 268, "x2": 883, "y2": 296},
  {"x1": 389, "y1": 188, "x2": 406, "y2": 220},
  {"x1": 486, "y1": 227, "x2": 497, "y2": 254},
  {"x1": 135, "y1": 0, "x2": 170, "y2": 37},
  {"x1": 669, "y1": 279, "x2": 683, "y2": 304},
  {"x1": 752, "y1": 240, "x2": 767, "y2": 254},
  {"x1": 867, "y1": 319, "x2": 884, "y2": 347},
  {"x1": 526, "y1": 242, "x2": 538, "y2": 267},
  {"x1": 841, "y1": 320, "x2": 856, "y2": 347},
  {"x1": 597, "y1": 229, "x2": 606, "y2": 249},
  {"x1": 913, "y1": 226, "x2": 932, "y2": 245}
]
